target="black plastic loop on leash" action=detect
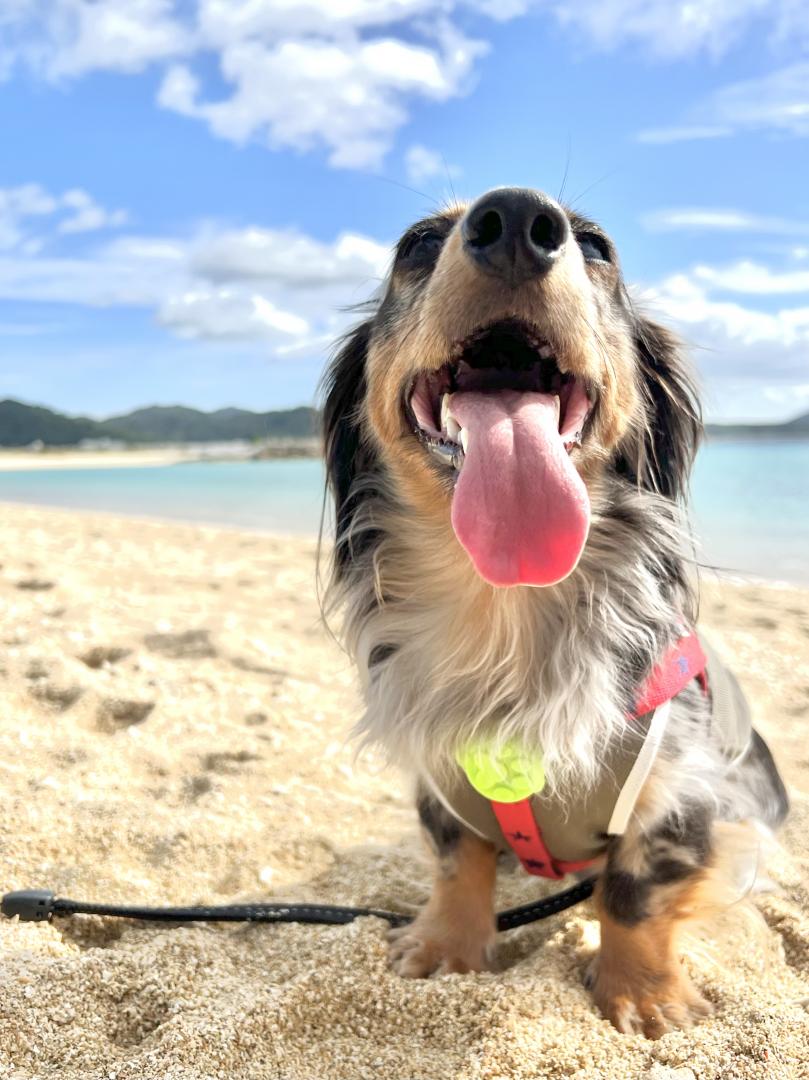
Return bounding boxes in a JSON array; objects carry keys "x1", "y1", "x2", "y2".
[{"x1": 2, "y1": 878, "x2": 595, "y2": 931}]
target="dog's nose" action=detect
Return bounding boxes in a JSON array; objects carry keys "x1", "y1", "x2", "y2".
[{"x1": 462, "y1": 188, "x2": 569, "y2": 285}]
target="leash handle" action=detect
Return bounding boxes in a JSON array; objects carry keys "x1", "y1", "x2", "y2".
[{"x1": 2, "y1": 879, "x2": 596, "y2": 932}]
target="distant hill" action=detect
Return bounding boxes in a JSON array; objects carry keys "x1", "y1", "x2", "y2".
[
  {"x1": 0, "y1": 399, "x2": 110, "y2": 446},
  {"x1": 99, "y1": 404, "x2": 318, "y2": 443},
  {"x1": 706, "y1": 410, "x2": 809, "y2": 439},
  {"x1": 0, "y1": 399, "x2": 319, "y2": 447}
]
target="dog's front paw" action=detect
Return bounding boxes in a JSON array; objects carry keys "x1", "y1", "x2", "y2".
[
  {"x1": 588, "y1": 958, "x2": 713, "y2": 1039},
  {"x1": 387, "y1": 915, "x2": 495, "y2": 977}
]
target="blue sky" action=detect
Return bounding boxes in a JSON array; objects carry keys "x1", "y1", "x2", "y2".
[{"x1": 0, "y1": 2, "x2": 807, "y2": 422}]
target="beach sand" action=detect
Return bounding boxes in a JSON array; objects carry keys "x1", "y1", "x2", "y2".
[
  {"x1": 0, "y1": 503, "x2": 807, "y2": 1080},
  {"x1": 0, "y1": 449, "x2": 207, "y2": 471}
]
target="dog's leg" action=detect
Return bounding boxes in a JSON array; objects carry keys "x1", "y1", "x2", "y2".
[
  {"x1": 389, "y1": 788, "x2": 497, "y2": 977},
  {"x1": 589, "y1": 793, "x2": 715, "y2": 1038}
]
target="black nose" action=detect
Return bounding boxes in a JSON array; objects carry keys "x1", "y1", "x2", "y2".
[{"x1": 462, "y1": 188, "x2": 569, "y2": 285}]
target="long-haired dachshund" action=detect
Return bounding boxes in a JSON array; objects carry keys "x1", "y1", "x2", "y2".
[{"x1": 322, "y1": 187, "x2": 789, "y2": 1037}]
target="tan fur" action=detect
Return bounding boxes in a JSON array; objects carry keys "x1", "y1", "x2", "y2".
[
  {"x1": 363, "y1": 203, "x2": 642, "y2": 531},
  {"x1": 388, "y1": 833, "x2": 498, "y2": 977},
  {"x1": 592, "y1": 876, "x2": 714, "y2": 1039}
]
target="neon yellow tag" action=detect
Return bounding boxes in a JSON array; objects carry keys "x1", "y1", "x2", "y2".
[{"x1": 456, "y1": 739, "x2": 545, "y2": 803}]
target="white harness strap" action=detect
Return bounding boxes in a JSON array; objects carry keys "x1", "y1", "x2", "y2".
[
  {"x1": 421, "y1": 768, "x2": 491, "y2": 842},
  {"x1": 607, "y1": 700, "x2": 672, "y2": 837}
]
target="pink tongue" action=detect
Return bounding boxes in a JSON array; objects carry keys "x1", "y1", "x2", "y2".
[{"x1": 449, "y1": 390, "x2": 590, "y2": 587}]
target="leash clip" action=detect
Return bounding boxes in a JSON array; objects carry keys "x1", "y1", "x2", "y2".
[{"x1": 2, "y1": 889, "x2": 55, "y2": 922}]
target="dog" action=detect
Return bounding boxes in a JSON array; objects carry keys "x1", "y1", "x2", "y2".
[{"x1": 321, "y1": 187, "x2": 789, "y2": 1037}]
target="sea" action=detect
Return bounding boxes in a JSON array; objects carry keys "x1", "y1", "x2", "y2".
[{"x1": 1, "y1": 440, "x2": 807, "y2": 587}]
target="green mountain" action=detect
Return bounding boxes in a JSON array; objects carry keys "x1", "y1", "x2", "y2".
[
  {"x1": 99, "y1": 404, "x2": 318, "y2": 443},
  {"x1": 0, "y1": 399, "x2": 109, "y2": 446},
  {"x1": 0, "y1": 399, "x2": 318, "y2": 447},
  {"x1": 705, "y1": 411, "x2": 809, "y2": 439}
]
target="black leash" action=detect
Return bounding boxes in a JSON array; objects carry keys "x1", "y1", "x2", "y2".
[{"x1": 2, "y1": 877, "x2": 595, "y2": 931}]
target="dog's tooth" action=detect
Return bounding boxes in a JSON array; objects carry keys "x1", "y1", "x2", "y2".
[
  {"x1": 460, "y1": 427, "x2": 469, "y2": 453},
  {"x1": 538, "y1": 344, "x2": 554, "y2": 359},
  {"x1": 440, "y1": 394, "x2": 451, "y2": 432},
  {"x1": 441, "y1": 393, "x2": 462, "y2": 443}
]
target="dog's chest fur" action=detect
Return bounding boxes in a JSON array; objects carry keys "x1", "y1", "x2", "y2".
[{"x1": 337, "y1": 474, "x2": 693, "y2": 797}]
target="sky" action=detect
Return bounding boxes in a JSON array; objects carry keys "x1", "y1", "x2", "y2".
[{"x1": 0, "y1": 2, "x2": 807, "y2": 423}]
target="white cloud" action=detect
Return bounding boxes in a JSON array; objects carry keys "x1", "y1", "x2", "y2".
[
  {"x1": 157, "y1": 289, "x2": 309, "y2": 341},
  {"x1": 191, "y1": 227, "x2": 389, "y2": 286},
  {"x1": 2, "y1": 2, "x2": 490, "y2": 170},
  {"x1": 0, "y1": 215, "x2": 387, "y2": 345},
  {"x1": 0, "y1": 183, "x2": 128, "y2": 252},
  {"x1": 196, "y1": 0, "x2": 447, "y2": 41},
  {"x1": 648, "y1": 271, "x2": 809, "y2": 347},
  {"x1": 691, "y1": 260, "x2": 809, "y2": 295},
  {"x1": 635, "y1": 61, "x2": 809, "y2": 144},
  {"x1": 549, "y1": 0, "x2": 807, "y2": 59},
  {"x1": 58, "y1": 189, "x2": 129, "y2": 234},
  {"x1": 404, "y1": 144, "x2": 461, "y2": 185},
  {"x1": 158, "y1": 27, "x2": 485, "y2": 168},
  {"x1": 641, "y1": 208, "x2": 809, "y2": 235},
  {"x1": 709, "y1": 62, "x2": 809, "y2": 138},
  {"x1": 641, "y1": 267, "x2": 809, "y2": 421},
  {"x1": 0, "y1": 184, "x2": 57, "y2": 250},
  {"x1": 635, "y1": 125, "x2": 733, "y2": 145},
  {"x1": 0, "y1": 0, "x2": 188, "y2": 79},
  {"x1": 2, "y1": 1, "x2": 807, "y2": 170}
]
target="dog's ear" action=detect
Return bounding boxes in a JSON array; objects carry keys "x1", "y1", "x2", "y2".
[
  {"x1": 322, "y1": 320, "x2": 380, "y2": 573},
  {"x1": 615, "y1": 314, "x2": 702, "y2": 501}
]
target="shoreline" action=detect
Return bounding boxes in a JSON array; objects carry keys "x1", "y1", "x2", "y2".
[
  {"x1": 0, "y1": 499, "x2": 804, "y2": 592},
  {"x1": 0, "y1": 448, "x2": 204, "y2": 471},
  {"x1": 0, "y1": 497, "x2": 331, "y2": 543},
  {"x1": 0, "y1": 440, "x2": 321, "y2": 471}
]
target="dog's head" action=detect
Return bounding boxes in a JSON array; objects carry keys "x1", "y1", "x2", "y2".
[{"x1": 324, "y1": 187, "x2": 701, "y2": 587}]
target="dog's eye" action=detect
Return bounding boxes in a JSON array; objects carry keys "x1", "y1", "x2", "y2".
[
  {"x1": 398, "y1": 229, "x2": 445, "y2": 266},
  {"x1": 576, "y1": 232, "x2": 611, "y2": 264}
]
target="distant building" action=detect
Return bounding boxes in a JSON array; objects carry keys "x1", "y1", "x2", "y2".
[{"x1": 77, "y1": 438, "x2": 126, "y2": 451}]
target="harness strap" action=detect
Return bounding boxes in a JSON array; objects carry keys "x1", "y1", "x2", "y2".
[
  {"x1": 634, "y1": 632, "x2": 707, "y2": 715},
  {"x1": 490, "y1": 798, "x2": 598, "y2": 880},
  {"x1": 490, "y1": 632, "x2": 708, "y2": 880},
  {"x1": 606, "y1": 699, "x2": 672, "y2": 836}
]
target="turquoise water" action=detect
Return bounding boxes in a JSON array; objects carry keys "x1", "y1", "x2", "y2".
[
  {"x1": 690, "y1": 440, "x2": 809, "y2": 585},
  {"x1": 0, "y1": 459, "x2": 328, "y2": 535},
  {"x1": 0, "y1": 442, "x2": 807, "y2": 585}
]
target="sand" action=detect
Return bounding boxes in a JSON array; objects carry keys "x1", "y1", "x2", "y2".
[
  {"x1": 0, "y1": 449, "x2": 208, "y2": 471},
  {"x1": 0, "y1": 503, "x2": 807, "y2": 1080}
]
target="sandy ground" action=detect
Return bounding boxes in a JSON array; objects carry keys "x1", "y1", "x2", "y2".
[
  {"x1": 0, "y1": 449, "x2": 204, "y2": 471},
  {"x1": 0, "y1": 442, "x2": 320, "y2": 472},
  {"x1": 0, "y1": 503, "x2": 807, "y2": 1080}
]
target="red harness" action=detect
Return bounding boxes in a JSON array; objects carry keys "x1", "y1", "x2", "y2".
[{"x1": 489, "y1": 633, "x2": 708, "y2": 879}]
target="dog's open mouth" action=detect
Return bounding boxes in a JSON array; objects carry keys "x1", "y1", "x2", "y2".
[
  {"x1": 407, "y1": 320, "x2": 592, "y2": 467},
  {"x1": 406, "y1": 320, "x2": 594, "y2": 588}
]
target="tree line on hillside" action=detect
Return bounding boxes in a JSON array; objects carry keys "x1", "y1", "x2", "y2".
[{"x1": 0, "y1": 399, "x2": 319, "y2": 447}]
